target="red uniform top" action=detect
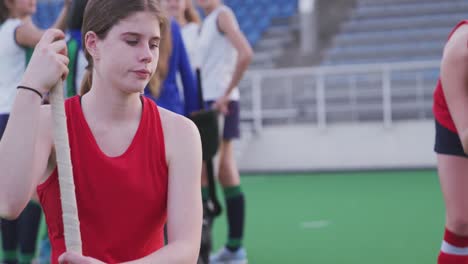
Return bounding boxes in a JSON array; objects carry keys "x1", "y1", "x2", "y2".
[
  {"x1": 37, "y1": 96, "x2": 168, "y2": 264},
  {"x1": 433, "y1": 20, "x2": 468, "y2": 133}
]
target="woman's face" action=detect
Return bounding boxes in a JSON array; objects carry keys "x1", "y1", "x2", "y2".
[
  {"x1": 86, "y1": 11, "x2": 161, "y2": 94},
  {"x1": 164, "y1": 0, "x2": 186, "y2": 18},
  {"x1": 196, "y1": 0, "x2": 217, "y2": 10},
  {"x1": 7, "y1": 0, "x2": 36, "y2": 17}
]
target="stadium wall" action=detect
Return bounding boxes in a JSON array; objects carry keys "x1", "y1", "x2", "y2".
[{"x1": 237, "y1": 120, "x2": 436, "y2": 173}]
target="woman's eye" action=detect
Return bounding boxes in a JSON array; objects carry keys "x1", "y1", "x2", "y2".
[{"x1": 126, "y1": 40, "x2": 138, "y2": 46}]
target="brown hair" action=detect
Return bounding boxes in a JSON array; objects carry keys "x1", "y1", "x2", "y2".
[
  {"x1": 147, "y1": 18, "x2": 172, "y2": 98},
  {"x1": 0, "y1": 0, "x2": 11, "y2": 24},
  {"x1": 183, "y1": 0, "x2": 200, "y2": 24},
  {"x1": 79, "y1": 0, "x2": 169, "y2": 95}
]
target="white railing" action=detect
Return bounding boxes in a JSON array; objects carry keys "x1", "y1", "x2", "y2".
[{"x1": 239, "y1": 60, "x2": 441, "y2": 133}]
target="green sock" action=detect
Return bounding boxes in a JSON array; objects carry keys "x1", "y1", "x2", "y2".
[
  {"x1": 223, "y1": 185, "x2": 242, "y2": 199},
  {"x1": 3, "y1": 250, "x2": 17, "y2": 262},
  {"x1": 223, "y1": 185, "x2": 245, "y2": 251},
  {"x1": 202, "y1": 186, "x2": 209, "y2": 202},
  {"x1": 226, "y1": 238, "x2": 242, "y2": 249},
  {"x1": 18, "y1": 253, "x2": 35, "y2": 264}
]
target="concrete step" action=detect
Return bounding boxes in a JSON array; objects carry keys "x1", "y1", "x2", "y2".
[
  {"x1": 324, "y1": 44, "x2": 443, "y2": 64},
  {"x1": 333, "y1": 27, "x2": 450, "y2": 46},
  {"x1": 352, "y1": 1, "x2": 468, "y2": 19},
  {"x1": 255, "y1": 35, "x2": 295, "y2": 50},
  {"x1": 341, "y1": 13, "x2": 465, "y2": 33},
  {"x1": 357, "y1": 0, "x2": 441, "y2": 7}
]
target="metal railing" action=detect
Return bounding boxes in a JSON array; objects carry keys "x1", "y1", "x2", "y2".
[{"x1": 239, "y1": 60, "x2": 441, "y2": 133}]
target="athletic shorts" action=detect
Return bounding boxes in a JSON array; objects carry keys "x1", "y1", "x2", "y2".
[
  {"x1": 205, "y1": 100, "x2": 240, "y2": 140},
  {"x1": 434, "y1": 119, "x2": 468, "y2": 158},
  {"x1": 0, "y1": 114, "x2": 9, "y2": 139}
]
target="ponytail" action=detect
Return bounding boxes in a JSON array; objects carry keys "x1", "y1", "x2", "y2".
[
  {"x1": 148, "y1": 19, "x2": 172, "y2": 98},
  {"x1": 79, "y1": 69, "x2": 93, "y2": 96},
  {"x1": 184, "y1": 0, "x2": 200, "y2": 25},
  {"x1": 148, "y1": 73, "x2": 163, "y2": 98}
]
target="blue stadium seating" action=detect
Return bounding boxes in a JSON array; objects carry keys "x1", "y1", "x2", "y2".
[
  {"x1": 224, "y1": 0, "x2": 297, "y2": 44},
  {"x1": 323, "y1": 0, "x2": 468, "y2": 65},
  {"x1": 34, "y1": 0, "x2": 297, "y2": 46}
]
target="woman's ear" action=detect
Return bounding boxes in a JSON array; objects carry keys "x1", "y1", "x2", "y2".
[{"x1": 84, "y1": 31, "x2": 100, "y2": 61}]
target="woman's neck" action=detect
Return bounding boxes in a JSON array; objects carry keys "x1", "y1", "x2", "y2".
[
  {"x1": 204, "y1": 3, "x2": 220, "y2": 16},
  {"x1": 9, "y1": 11, "x2": 29, "y2": 20},
  {"x1": 82, "y1": 77, "x2": 143, "y2": 124},
  {"x1": 176, "y1": 15, "x2": 187, "y2": 27}
]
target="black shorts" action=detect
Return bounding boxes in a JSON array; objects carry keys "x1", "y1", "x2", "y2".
[
  {"x1": 205, "y1": 100, "x2": 240, "y2": 140},
  {"x1": 0, "y1": 114, "x2": 9, "y2": 139},
  {"x1": 434, "y1": 119, "x2": 468, "y2": 158}
]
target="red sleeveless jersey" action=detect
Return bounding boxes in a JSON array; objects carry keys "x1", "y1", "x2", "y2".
[
  {"x1": 37, "y1": 96, "x2": 168, "y2": 264},
  {"x1": 433, "y1": 20, "x2": 468, "y2": 133}
]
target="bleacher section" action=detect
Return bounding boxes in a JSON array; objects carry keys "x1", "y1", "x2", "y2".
[
  {"x1": 223, "y1": 0, "x2": 299, "y2": 69},
  {"x1": 237, "y1": 0, "x2": 463, "y2": 128},
  {"x1": 240, "y1": 0, "x2": 468, "y2": 126},
  {"x1": 323, "y1": 0, "x2": 468, "y2": 65},
  {"x1": 225, "y1": 0, "x2": 297, "y2": 45},
  {"x1": 300, "y1": 0, "x2": 468, "y2": 125}
]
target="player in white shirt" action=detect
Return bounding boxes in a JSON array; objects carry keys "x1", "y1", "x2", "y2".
[{"x1": 196, "y1": 0, "x2": 253, "y2": 263}]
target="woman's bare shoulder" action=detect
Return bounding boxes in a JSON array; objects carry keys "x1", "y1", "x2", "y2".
[
  {"x1": 158, "y1": 107, "x2": 201, "y2": 164},
  {"x1": 158, "y1": 107, "x2": 200, "y2": 142},
  {"x1": 443, "y1": 24, "x2": 468, "y2": 61}
]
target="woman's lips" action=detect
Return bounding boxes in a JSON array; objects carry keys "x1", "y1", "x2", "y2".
[{"x1": 133, "y1": 70, "x2": 151, "y2": 79}]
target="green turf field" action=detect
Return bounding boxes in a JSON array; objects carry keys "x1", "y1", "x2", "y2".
[
  {"x1": 1, "y1": 170, "x2": 444, "y2": 263},
  {"x1": 212, "y1": 170, "x2": 444, "y2": 264}
]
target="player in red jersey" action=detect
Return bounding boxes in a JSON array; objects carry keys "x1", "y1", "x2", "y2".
[
  {"x1": 434, "y1": 20, "x2": 468, "y2": 264},
  {"x1": 0, "y1": 0, "x2": 202, "y2": 263}
]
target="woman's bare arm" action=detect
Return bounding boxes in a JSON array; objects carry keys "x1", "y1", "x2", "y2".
[
  {"x1": 16, "y1": 1, "x2": 71, "y2": 48},
  {"x1": 0, "y1": 29, "x2": 69, "y2": 219},
  {"x1": 0, "y1": 95, "x2": 54, "y2": 219},
  {"x1": 218, "y1": 8, "x2": 253, "y2": 98}
]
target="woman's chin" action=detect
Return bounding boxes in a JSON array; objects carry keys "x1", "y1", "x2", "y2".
[{"x1": 121, "y1": 81, "x2": 148, "y2": 94}]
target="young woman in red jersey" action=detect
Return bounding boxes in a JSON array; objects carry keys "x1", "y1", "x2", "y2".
[
  {"x1": 0, "y1": 0, "x2": 202, "y2": 263},
  {"x1": 434, "y1": 20, "x2": 468, "y2": 264}
]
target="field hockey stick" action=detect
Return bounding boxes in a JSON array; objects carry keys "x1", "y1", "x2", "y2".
[{"x1": 50, "y1": 81, "x2": 82, "y2": 254}]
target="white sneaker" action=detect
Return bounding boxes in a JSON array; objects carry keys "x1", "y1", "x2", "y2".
[{"x1": 209, "y1": 247, "x2": 248, "y2": 264}]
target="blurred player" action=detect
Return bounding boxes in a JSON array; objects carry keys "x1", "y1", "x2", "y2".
[
  {"x1": 434, "y1": 20, "x2": 468, "y2": 263},
  {"x1": 196, "y1": 0, "x2": 253, "y2": 263}
]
